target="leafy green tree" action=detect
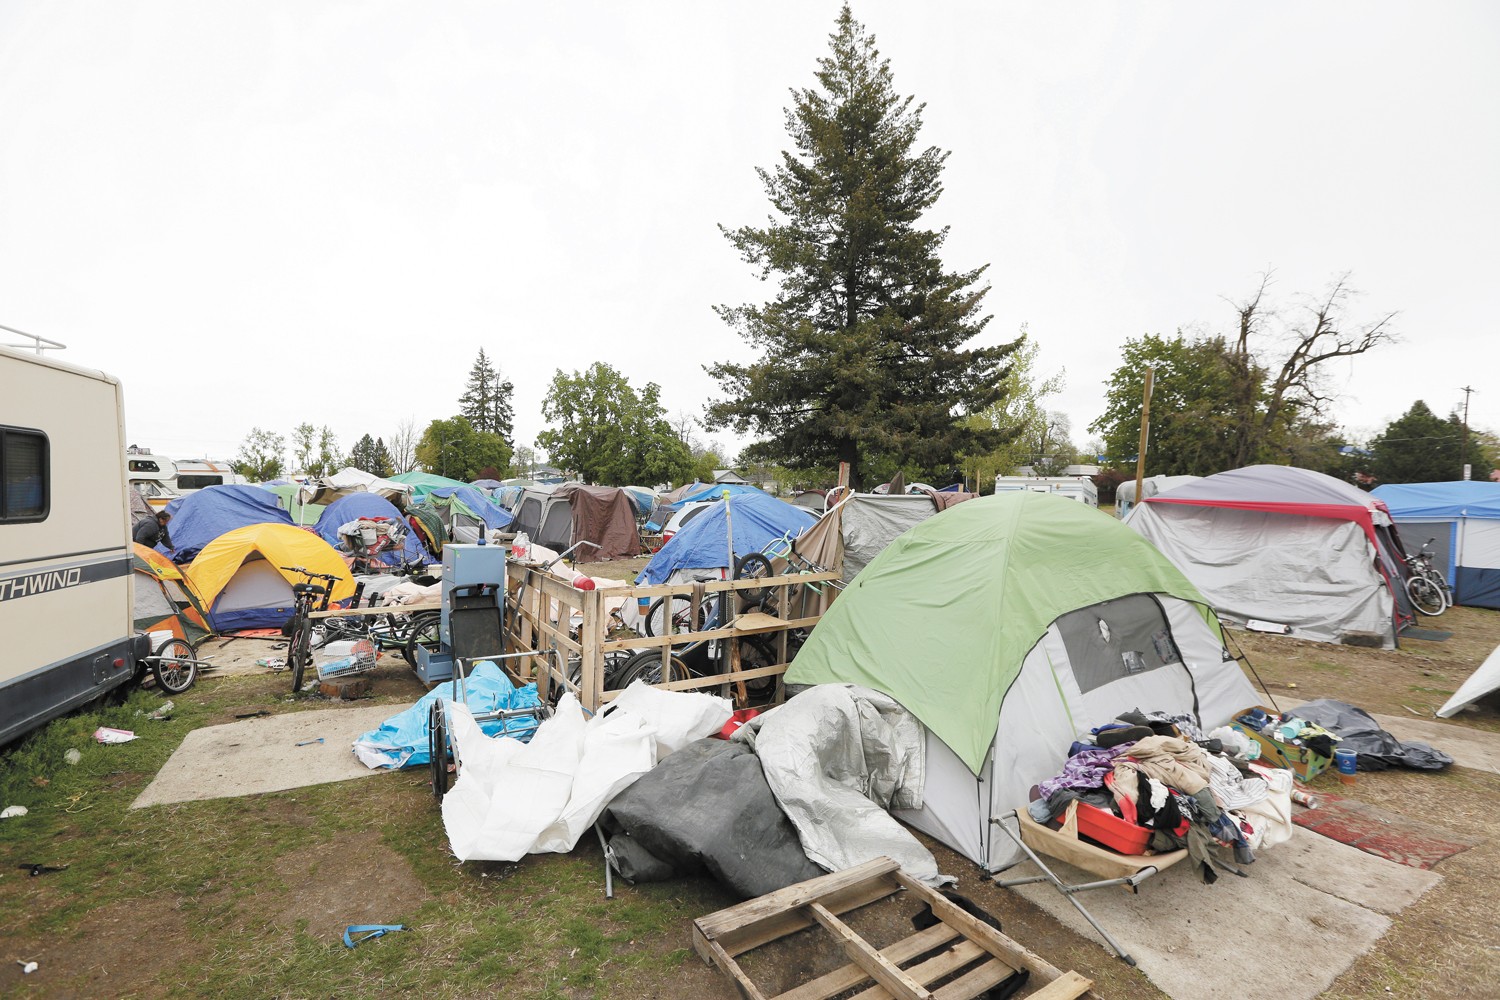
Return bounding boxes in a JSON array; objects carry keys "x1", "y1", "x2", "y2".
[
  {"x1": 371, "y1": 437, "x2": 394, "y2": 478},
  {"x1": 415, "y1": 416, "x2": 513, "y2": 481},
  {"x1": 305, "y1": 426, "x2": 341, "y2": 478},
  {"x1": 705, "y1": 5, "x2": 1019, "y2": 490},
  {"x1": 537, "y1": 362, "x2": 693, "y2": 485},
  {"x1": 1090, "y1": 333, "x2": 1244, "y2": 476},
  {"x1": 1370, "y1": 401, "x2": 1495, "y2": 484},
  {"x1": 962, "y1": 334, "x2": 1065, "y2": 484},
  {"x1": 459, "y1": 348, "x2": 515, "y2": 441},
  {"x1": 290, "y1": 422, "x2": 317, "y2": 475},
  {"x1": 232, "y1": 427, "x2": 286, "y2": 481}
]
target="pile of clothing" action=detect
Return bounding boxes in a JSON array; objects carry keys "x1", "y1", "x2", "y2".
[{"x1": 1030, "y1": 709, "x2": 1294, "y2": 883}]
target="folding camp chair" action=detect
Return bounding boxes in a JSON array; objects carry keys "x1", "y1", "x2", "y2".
[{"x1": 991, "y1": 804, "x2": 1189, "y2": 966}]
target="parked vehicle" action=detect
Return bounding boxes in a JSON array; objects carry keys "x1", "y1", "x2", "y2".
[
  {"x1": 993, "y1": 475, "x2": 1099, "y2": 507},
  {"x1": 658, "y1": 500, "x2": 716, "y2": 544},
  {"x1": 2, "y1": 341, "x2": 149, "y2": 745}
]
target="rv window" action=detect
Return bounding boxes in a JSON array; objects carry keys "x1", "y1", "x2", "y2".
[
  {"x1": 177, "y1": 474, "x2": 224, "y2": 490},
  {"x1": 129, "y1": 459, "x2": 163, "y2": 473},
  {"x1": 1, "y1": 427, "x2": 49, "y2": 522}
]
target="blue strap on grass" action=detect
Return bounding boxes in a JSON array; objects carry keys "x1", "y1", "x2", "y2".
[{"x1": 343, "y1": 924, "x2": 405, "y2": 948}]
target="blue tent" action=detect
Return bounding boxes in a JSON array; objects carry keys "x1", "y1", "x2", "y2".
[
  {"x1": 1373, "y1": 481, "x2": 1500, "y2": 608},
  {"x1": 469, "y1": 478, "x2": 503, "y2": 490},
  {"x1": 314, "y1": 493, "x2": 434, "y2": 568},
  {"x1": 426, "y1": 485, "x2": 514, "y2": 531},
  {"x1": 678, "y1": 482, "x2": 765, "y2": 504},
  {"x1": 636, "y1": 491, "x2": 817, "y2": 586},
  {"x1": 160, "y1": 484, "x2": 293, "y2": 563}
]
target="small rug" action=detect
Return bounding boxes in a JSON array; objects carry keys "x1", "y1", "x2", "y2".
[
  {"x1": 1399, "y1": 626, "x2": 1454, "y2": 642},
  {"x1": 1293, "y1": 791, "x2": 1478, "y2": 869}
]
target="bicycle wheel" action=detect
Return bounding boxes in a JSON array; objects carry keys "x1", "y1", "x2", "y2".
[
  {"x1": 615, "y1": 649, "x2": 693, "y2": 688},
  {"x1": 644, "y1": 596, "x2": 708, "y2": 637},
  {"x1": 152, "y1": 637, "x2": 198, "y2": 695},
  {"x1": 402, "y1": 612, "x2": 442, "y2": 667},
  {"x1": 1405, "y1": 574, "x2": 1445, "y2": 616},
  {"x1": 428, "y1": 700, "x2": 449, "y2": 802},
  {"x1": 734, "y1": 552, "x2": 775, "y2": 604},
  {"x1": 290, "y1": 621, "x2": 312, "y2": 692}
]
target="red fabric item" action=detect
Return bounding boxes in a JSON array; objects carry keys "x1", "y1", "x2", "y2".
[{"x1": 716, "y1": 708, "x2": 761, "y2": 740}]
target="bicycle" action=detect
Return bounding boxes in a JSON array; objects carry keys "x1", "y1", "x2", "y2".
[
  {"x1": 280, "y1": 566, "x2": 342, "y2": 692},
  {"x1": 624, "y1": 579, "x2": 787, "y2": 700},
  {"x1": 1404, "y1": 538, "x2": 1453, "y2": 617}
]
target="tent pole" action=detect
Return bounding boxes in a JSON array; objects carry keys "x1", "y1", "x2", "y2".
[{"x1": 1133, "y1": 368, "x2": 1154, "y2": 510}]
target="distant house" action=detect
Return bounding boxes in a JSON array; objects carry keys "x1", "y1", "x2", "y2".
[
  {"x1": 533, "y1": 464, "x2": 568, "y2": 484},
  {"x1": 712, "y1": 469, "x2": 750, "y2": 485}
]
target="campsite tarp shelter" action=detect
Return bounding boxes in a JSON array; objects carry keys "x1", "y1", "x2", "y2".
[
  {"x1": 1114, "y1": 474, "x2": 1203, "y2": 519},
  {"x1": 426, "y1": 486, "x2": 513, "y2": 531},
  {"x1": 162, "y1": 484, "x2": 293, "y2": 563},
  {"x1": 407, "y1": 486, "x2": 513, "y2": 549},
  {"x1": 314, "y1": 493, "x2": 434, "y2": 568},
  {"x1": 637, "y1": 492, "x2": 817, "y2": 586},
  {"x1": 132, "y1": 543, "x2": 212, "y2": 643},
  {"x1": 187, "y1": 523, "x2": 356, "y2": 631},
  {"x1": 260, "y1": 483, "x2": 326, "y2": 526},
  {"x1": 1371, "y1": 481, "x2": 1500, "y2": 608},
  {"x1": 534, "y1": 483, "x2": 641, "y2": 561},
  {"x1": 677, "y1": 482, "x2": 764, "y2": 504},
  {"x1": 388, "y1": 471, "x2": 469, "y2": 502},
  {"x1": 792, "y1": 492, "x2": 966, "y2": 584},
  {"x1": 786, "y1": 492, "x2": 1259, "y2": 870},
  {"x1": 1126, "y1": 465, "x2": 1412, "y2": 648},
  {"x1": 298, "y1": 467, "x2": 414, "y2": 506}
]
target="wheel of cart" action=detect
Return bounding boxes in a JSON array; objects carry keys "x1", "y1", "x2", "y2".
[
  {"x1": 428, "y1": 648, "x2": 560, "y2": 803},
  {"x1": 143, "y1": 636, "x2": 212, "y2": 695}
]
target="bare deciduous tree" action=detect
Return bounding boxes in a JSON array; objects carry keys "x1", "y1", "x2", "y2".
[{"x1": 389, "y1": 417, "x2": 418, "y2": 475}]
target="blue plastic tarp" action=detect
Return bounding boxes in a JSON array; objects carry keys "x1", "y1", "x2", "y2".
[
  {"x1": 1372, "y1": 481, "x2": 1500, "y2": 520},
  {"x1": 160, "y1": 484, "x2": 293, "y2": 563},
  {"x1": 636, "y1": 491, "x2": 817, "y2": 585},
  {"x1": 313, "y1": 493, "x2": 434, "y2": 567},
  {"x1": 427, "y1": 485, "x2": 515, "y2": 531},
  {"x1": 678, "y1": 482, "x2": 765, "y2": 504},
  {"x1": 352, "y1": 662, "x2": 544, "y2": 770}
]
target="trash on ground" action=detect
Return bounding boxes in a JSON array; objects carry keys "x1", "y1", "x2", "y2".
[
  {"x1": 18, "y1": 863, "x2": 68, "y2": 877},
  {"x1": 257, "y1": 657, "x2": 287, "y2": 670},
  {"x1": 63, "y1": 749, "x2": 81, "y2": 765},
  {"x1": 1, "y1": 805, "x2": 28, "y2": 819},
  {"x1": 140, "y1": 700, "x2": 175, "y2": 721},
  {"x1": 17, "y1": 960, "x2": 38, "y2": 974},
  {"x1": 295, "y1": 737, "x2": 325, "y2": 747},
  {"x1": 93, "y1": 727, "x2": 137, "y2": 744},
  {"x1": 343, "y1": 923, "x2": 405, "y2": 948}
]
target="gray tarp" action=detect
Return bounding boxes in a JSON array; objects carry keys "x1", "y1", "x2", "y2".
[
  {"x1": 599, "y1": 739, "x2": 824, "y2": 899},
  {"x1": 1288, "y1": 698, "x2": 1454, "y2": 770},
  {"x1": 735, "y1": 684, "x2": 949, "y2": 886}
]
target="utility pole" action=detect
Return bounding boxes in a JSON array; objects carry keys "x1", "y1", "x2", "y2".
[
  {"x1": 1460, "y1": 385, "x2": 1476, "y2": 480},
  {"x1": 1134, "y1": 368, "x2": 1155, "y2": 507}
]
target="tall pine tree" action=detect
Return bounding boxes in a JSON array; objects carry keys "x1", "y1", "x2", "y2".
[
  {"x1": 706, "y1": 6, "x2": 1018, "y2": 488},
  {"x1": 459, "y1": 348, "x2": 515, "y2": 442}
]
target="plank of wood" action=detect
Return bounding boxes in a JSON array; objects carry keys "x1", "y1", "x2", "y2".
[
  {"x1": 691, "y1": 926, "x2": 770, "y2": 1000},
  {"x1": 928, "y1": 958, "x2": 1021, "y2": 1000},
  {"x1": 806, "y1": 902, "x2": 930, "y2": 1000},
  {"x1": 1020, "y1": 971, "x2": 1093, "y2": 1000},
  {"x1": 891, "y1": 871, "x2": 1072, "y2": 988},
  {"x1": 847, "y1": 940, "x2": 988, "y2": 1000},
  {"x1": 697, "y1": 858, "x2": 902, "y2": 957},
  {"x1": 308, "y1": 603, "x2": 440, "y2": 619},
  {"x1": 774, "y1": 924, "x2": 961, "y2": 1000}
]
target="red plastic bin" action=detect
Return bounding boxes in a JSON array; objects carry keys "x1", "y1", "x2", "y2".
[{"x1": 1072, "y1": 801, "x2": 1154, "y2": 855}]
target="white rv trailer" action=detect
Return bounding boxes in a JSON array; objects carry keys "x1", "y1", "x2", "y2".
[
  {"x1": 125, "y1": 449, "x2": 180, "y2": 508},
  {"x1": 2, "y1": 344, "x2": 146, "y2": 745},
  {"x1": 172, "y1": 458, "x2": 244, "y2": 491},
  {"x1": 992, "y1": 474, "x2": 1099, "y2": 507}
]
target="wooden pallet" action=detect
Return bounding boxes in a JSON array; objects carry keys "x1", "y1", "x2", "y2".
[{"x1": 692, "y1": 857, "x2": 1096, "y2": 1000}]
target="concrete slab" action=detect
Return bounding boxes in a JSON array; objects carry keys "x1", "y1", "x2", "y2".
[
  {"x1": 131, "y1": 704, "x2": 398, "y2": 808},
  {"x1": 1007, "y1": 832, "x2": 1439, "y2": 1000}
]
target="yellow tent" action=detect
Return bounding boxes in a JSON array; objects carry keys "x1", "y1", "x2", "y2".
[{"x1": 187, "y1": 523, "x2": 355, "y2": 631}]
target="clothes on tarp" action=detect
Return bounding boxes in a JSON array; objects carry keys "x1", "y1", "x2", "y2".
[
  {"x1": 733, "y1": 683, "x2": 947, "y2": 887},
  {"x1": 1286, "y1": 699, "x2": 1453, "y2": 770},
  {"x1": 599, "y1": 738, "x2": 826, "y2": 900},
  {"x1": 351, "y1": 662, "x2": 542, "y2": 770}
]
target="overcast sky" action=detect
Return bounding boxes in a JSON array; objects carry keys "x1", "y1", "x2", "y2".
[{"x1": 2, "y1": 2, "x2": 1496, "y2": 472}]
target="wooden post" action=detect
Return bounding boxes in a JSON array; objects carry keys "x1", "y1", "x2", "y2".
[
  {"x1": 581, "y1": 587, "x2": 604, "y2": 712},
  {"x1": 1133, "y1": 367, "x2": 1154, "y2": 510}
]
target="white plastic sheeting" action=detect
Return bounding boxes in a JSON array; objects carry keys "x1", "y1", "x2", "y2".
[
  {"x1": 1438, "y1": 643, "x2": 1500, "y2": 718},
  {"x1": 736, "y1": 684, "x2": 949, "y2": 887},
  {"x1": 440, "y1": 684, "x2": 731, "y2": 862}
]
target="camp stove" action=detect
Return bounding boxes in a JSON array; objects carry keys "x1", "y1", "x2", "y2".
[{"x1": 413, "y1": 543, "x2": 508, "y2": 684}]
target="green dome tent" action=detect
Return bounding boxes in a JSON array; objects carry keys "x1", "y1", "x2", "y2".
[{"x1": 787, "y1": 491, "x2": 1259, "y2": 870}]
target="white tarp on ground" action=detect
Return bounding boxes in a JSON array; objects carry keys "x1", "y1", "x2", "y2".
[
  {"x1": 1439, "y1": 642, "x2": 1500, "y2": 718},
  {"x1": 440, "y1": 683, "x2": 731, "y2": 862},
  {"x1": 735, "y1": 684, "x2": 948, "y2": 886}
]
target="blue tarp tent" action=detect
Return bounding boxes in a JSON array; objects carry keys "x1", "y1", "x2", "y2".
[
  {"x1": 678, "y1": 482, "x2": 765, "y2": 504},
  {"x1": 636, "y1": 491, "x2": 817, "y2": 586},
  {"x1": 351, "y1": 663, "x2": 542, "y2": 769},
  {"x1": 314, "y1": 493, "x2": 434, "y2": 568},
  {"x1": 426, "y1": 486, "x2": 514, "y2": 531},
  {"x1": 1372, "y1": 481, "x2": 1500, "y2": 608},
  {"x1": 160, "y1": 484, "x2": 293, "y2": 563}
]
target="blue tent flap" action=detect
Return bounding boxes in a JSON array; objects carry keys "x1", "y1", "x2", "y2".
[
  {"x1": 314, "y1": 493, "x2": 433, "y2": 566},
  {"x1": 1372, "y1": 481, "x2": 1500, "y2": 520},
  {"x1": 160, "y1": 485, "x2": 293, "y2": 563},
  {"x1": 352, "y1": 663, "x2": 544, "y2": 769},
  {"x1": 636, "y1": 492, "x2": 816, "y2": 585}
]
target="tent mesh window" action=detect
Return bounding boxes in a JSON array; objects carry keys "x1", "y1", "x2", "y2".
[
  {"x1": 1056, "y1": 594, "x2": 1181, "y2": 695},
  {"x1": 513, "y1": 497, "x2": 543, "y2": 538},
  {"x1": 537, "y1": 502, "x2": 572, "y2": 552}
]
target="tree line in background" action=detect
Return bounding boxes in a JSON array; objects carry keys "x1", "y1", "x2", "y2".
[{"x1": 230, "y1": 6, "x2": 1492, "y2": 495}]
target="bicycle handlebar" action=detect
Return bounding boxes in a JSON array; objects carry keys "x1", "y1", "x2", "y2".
[{"x1": 279, "y1": 565, "x2": 342, "y2": 581}]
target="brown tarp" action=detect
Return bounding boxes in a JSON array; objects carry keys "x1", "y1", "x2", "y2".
[
  {"x1": 553, "y1": 484, "x2": 642, "y2": 561},
  {"x1": 660, "y1": 481, "x2": 707, "y2": 505}
]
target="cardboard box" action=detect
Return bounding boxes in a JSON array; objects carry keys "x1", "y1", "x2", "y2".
[{"x1": 1232, "y1": 705, "x2": 1331, "y2": 783}]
